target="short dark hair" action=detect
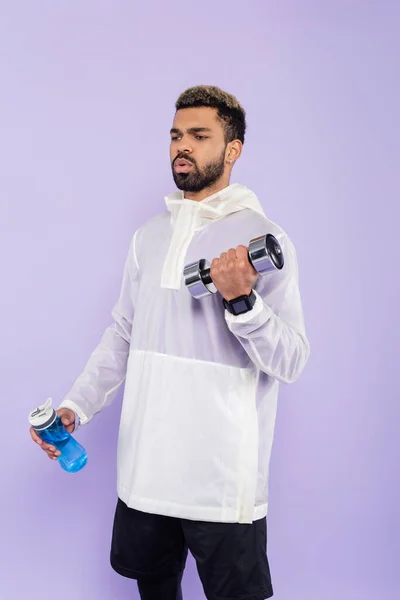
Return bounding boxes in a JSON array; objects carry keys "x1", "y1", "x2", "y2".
[{"x1": 175, "y1": 85, "x2": 246, "y2": 144}]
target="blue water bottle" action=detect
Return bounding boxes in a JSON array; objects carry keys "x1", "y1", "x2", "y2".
[{"x1": 29, "y1": 398, "x2": 87, "y2": 473}]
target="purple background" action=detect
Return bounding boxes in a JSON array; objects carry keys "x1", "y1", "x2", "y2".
[{"x1": 1, "y1": 2, "x2": 399, "y2": 599}]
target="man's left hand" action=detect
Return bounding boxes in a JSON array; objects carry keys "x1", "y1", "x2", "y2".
[{"x1": 210, "y1": 245, "x2": 260, "y2": 302}]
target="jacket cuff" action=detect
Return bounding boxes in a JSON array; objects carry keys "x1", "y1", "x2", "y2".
[
  {"x1": 57, "y1": 399, "x2": 88, "y2": 431},
  {"x1": 224, "y1": 289, "x2": 270, "y2": 325}
]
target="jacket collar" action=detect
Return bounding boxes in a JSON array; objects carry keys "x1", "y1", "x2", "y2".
[{"x1": 164, "y1": 183, "x2": 265, "y2": 227}]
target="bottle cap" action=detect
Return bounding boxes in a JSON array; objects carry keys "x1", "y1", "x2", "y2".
[{"x1": 29, "y1": 398, "x2": 57, "y2": 431}]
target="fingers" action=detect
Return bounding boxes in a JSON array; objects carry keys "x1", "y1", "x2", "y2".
[
  {"x1": 57, "y1": 407, "x2": 74, "y2": 421},
  {"x1": 41, "y1": 439, "x2": 61, "y2": 460},
  {"x1": 219, "y1": 249, "x2": 236, "y2": 271},
  {"x1": 225, "y1": 246, "x2": 252, "y2": 272},
  {"x1": 211, "y1": 249, "x2": 236, "y2": 279},
  {"x1": 30, "y1": 426, "x2": 61, "y2": 460},
  {"x1": 219, "y1": 249, "x2": 235, "y2": 261},
  {"x1": 57, "y1": 408, "x2": 76, "y2": 433},
  {"x1": 30, "y1": 407, "x2": 77, "y2": 463},
  {"x1": 29, "y1": 426, "x2": 43, "y2": 446},
  {"x1": 235, "y1": 245, "x2": 248, "y2": 259},
  {"x1": 215, "y1": 246, "x2": 247, "y2": 261},
  {"x1": 43, "y1": 444, "x2": 61, "y2": 460}
]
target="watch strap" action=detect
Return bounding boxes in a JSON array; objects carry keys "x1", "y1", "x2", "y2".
[{"x1": 222, "y1": 290, "x2": 256, "y2": 315}]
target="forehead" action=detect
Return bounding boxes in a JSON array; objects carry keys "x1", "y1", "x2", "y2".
[{"x1": 172, "y1": 106, "x2": 222, "y2": 132}]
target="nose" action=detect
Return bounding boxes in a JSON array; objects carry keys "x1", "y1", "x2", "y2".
[{"x1": 176, "y1": 135, "x2": 193, "y2": 155}]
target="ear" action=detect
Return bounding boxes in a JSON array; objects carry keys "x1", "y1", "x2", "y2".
[{"x1": 226, "y1": 139, "x2": 243, "y2": 165}]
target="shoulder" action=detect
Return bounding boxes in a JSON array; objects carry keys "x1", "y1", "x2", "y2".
[
  {"x1": 131, "y1": 210, "x2": 170, "y2": 251},
  {"x1": 137, "y1": 211, "x2": 170, "y2": 237},
  {"x1": 223, "y1": 210, "x2": 300, "y2": 284},
  {"x1": 121, "y1": 211, "x2": 170, "y2": 272},
  {"x1": 221, "y1": 209, "x2": 296, "y2": 255}
]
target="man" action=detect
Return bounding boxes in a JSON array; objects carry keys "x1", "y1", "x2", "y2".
[{"x1": 30, "y1": 85, "x2": 310, "y2": 600}]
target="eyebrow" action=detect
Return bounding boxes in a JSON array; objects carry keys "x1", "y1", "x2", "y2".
[{"x1": 170, "y1": 127, "x2": 213, "y2": 135}]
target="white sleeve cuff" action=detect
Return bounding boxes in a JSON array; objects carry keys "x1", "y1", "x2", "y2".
[
  {"x1": 73, "y1": 412, "x2": 81, "y2": 431},
  {"x1": 57, "y1": 399, "x2": 89, "y2": 430},
  {"x1": 224, "y1": 289, "x2": 268, "y2": 325}
]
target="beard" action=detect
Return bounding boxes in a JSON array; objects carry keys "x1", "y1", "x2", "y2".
[{"x1": 172, "y1": 148, "x2": 226, "y2": 193}]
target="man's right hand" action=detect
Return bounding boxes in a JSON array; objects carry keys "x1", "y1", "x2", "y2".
[{"x1": 29, "y1": 408, "x2": 76, "y2": 461}]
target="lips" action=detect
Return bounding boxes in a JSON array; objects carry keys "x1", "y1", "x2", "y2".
[{"x1": 174, "y1": 158, "x2": 193, "y2": 173}]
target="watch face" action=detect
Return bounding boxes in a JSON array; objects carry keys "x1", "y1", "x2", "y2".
[
  {"x1": 224, "y1": 291, "x2": 255, "y2": 315},
  {"x1": 232, "y1": 299, "x2": 249, "y2": 314}
]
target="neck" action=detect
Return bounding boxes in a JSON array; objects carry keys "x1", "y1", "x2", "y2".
[{"x1": 183, "y1": 177, "x2": 231, "y2": 202}]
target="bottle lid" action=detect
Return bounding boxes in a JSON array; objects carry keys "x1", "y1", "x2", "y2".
[{"x1": 29, "y1": 398, "x2": 57, "y2": 431}]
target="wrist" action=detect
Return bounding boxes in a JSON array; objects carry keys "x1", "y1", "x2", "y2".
[
  {"x1": 223, "y1": 287, "x2": 253, "y2": 302},
  {"x1": 222, "y1": 290, "x2": 256, "y2": 316}
]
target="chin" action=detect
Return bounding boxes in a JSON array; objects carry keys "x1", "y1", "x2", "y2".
[{"x1": 173, "y1": 176, "x2": 198, "y2": 193}]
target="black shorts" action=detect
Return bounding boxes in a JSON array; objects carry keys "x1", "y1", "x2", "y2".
[{"x1": 110, "y1": 498, "x2": 273, "y2": 600}]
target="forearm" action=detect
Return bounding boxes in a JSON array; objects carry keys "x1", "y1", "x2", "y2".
[
  {"x1": 225, "y1": 290, "x2": 310, "y2": 383},
  {"x1": 58, "y1": 231, "x2": 139, "y2": 425},
  {"x1": 58, "y1": 322, "x2": 130, "y2": 425}
]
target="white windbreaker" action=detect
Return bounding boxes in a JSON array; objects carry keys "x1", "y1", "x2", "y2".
[{"x1": 59, "y1": 183, "x2": 310, "y2": 524}]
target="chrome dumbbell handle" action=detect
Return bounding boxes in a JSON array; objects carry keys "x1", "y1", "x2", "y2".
[{"x1": 184, "y1": 234, "x2": 284, "y2": 299}]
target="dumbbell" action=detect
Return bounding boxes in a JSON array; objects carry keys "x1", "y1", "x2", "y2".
[{"x1": 183, "y1": 234, "x2": 284, "y2": 299}]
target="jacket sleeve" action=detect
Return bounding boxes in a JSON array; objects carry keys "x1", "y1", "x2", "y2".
[
  {"x1": 225, "y1": 233, "x2": 310, "y2": 384},
  {"x1": 57, "y1": 231, "x2": 140, "y2": 426}
]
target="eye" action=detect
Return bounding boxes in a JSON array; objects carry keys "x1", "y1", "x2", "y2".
[
  {"x1": 196, "y1": 135, "x2": 207, "y2": 140},
  {"x1": 170, "y1": 136, "x2": 180, "y2": 141}
]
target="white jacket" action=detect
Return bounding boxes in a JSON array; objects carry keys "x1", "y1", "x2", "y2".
[{"x1": 59, "y1": 183, "x2": 310, "y2": 523}]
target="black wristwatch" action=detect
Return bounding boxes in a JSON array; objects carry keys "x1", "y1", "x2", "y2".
[{"x1": 222, "y1": 290, "x2": 256, "y2": 316}]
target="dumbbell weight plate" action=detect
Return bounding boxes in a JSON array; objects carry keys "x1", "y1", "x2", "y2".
[
  {"x1": 183, "y1": 259, "x2": 218, "y2": 299},
  {"x1": 248, "y1": 234, "x2": 284, "y2": 274}
]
